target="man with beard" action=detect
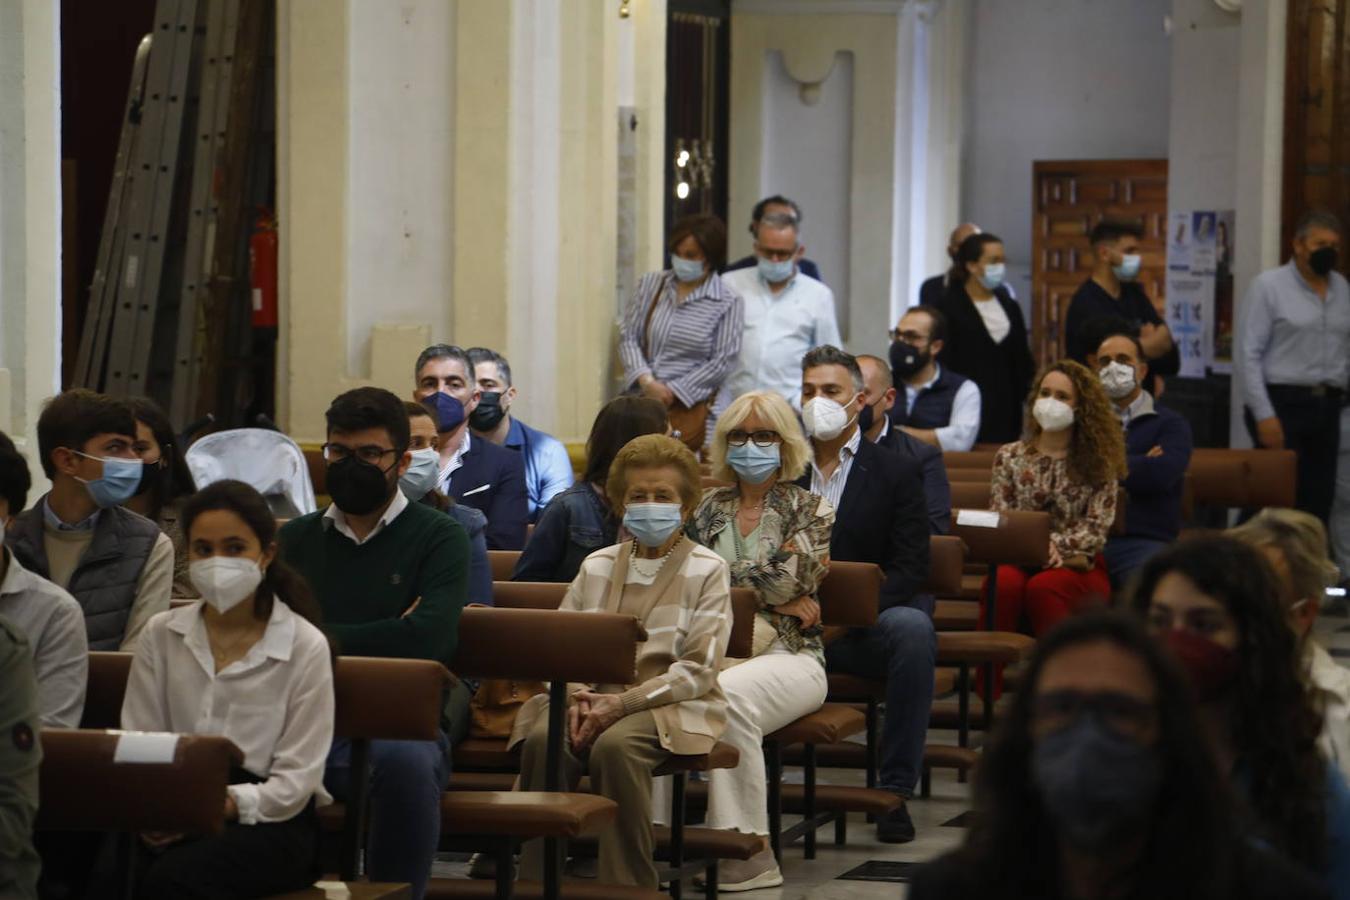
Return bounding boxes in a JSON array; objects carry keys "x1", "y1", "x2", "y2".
[{"x1": 886, "y1": 305, "x2": 982, "y2": 452}]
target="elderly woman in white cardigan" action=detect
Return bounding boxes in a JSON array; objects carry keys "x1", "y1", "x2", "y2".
[{"x1": 509, "y1": 434, "x2": 732, "y2": 889}]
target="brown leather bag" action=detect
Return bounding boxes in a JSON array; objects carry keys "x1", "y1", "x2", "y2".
[
  {"x1": 468, "y1": 678, "x2": 547, "y2": 738},
  {"x1": 641, "y1": 278, "x2": 712, "y2": 453}
]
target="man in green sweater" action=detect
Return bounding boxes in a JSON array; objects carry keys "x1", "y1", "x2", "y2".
[{"x1": 279, "y1": 386, "x2": 468, "y2": 900}]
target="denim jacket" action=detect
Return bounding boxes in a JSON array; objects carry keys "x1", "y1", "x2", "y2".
[{"x1": 511, "y1": 481, "x2": 615, "y2": 583}]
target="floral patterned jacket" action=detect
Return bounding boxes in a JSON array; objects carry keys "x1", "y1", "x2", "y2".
[
  {"x1": 687, "y1": 482, "x2": 834, "y2": 663},
  {"x1": 990, "y1": 441, "x2": 1117, "y2": 560}
]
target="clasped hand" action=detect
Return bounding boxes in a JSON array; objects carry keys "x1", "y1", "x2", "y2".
[{"x1": 568, "y1": 691, "x2": 626, "y2": 753}]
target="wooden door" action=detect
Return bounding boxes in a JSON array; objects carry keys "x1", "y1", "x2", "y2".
[
  {"x1": 1031, "y1": 159, "x2": 1169, "y2": 369},
  {"x1": 665, "y1": 0, "x2": 731, "y2": 230}
]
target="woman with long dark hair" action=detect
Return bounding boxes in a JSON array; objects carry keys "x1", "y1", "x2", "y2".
[
  {"x1": 1132, "y1": 535, "x2": 1350, "y2": 899},
  {"x1": 911, "y1": 611, "x2": 1325, "y2": 900},
  {"x1": 120, "y1": 479, "x2": 333, "y2": 898},
  {"x1": 124, "y1": 397, "x2": 198, "y2": 596}
]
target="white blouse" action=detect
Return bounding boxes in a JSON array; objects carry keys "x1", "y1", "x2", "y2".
[
  {"x1": 121, "y1": 599, "x2": 335, "y2": 825},
  {"x1": 972, "y1": 295, "x2": 1011, "y2": 343}
]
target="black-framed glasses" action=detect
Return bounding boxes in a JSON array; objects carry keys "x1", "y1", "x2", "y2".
[
  {"x1": 322, "y1": 443, "x2": 399, "y2": 466},
  {"x1": 888, "y1": 328, "x2": 928, "y2": 344},
  {"x1": 727, "y1": 429, "x2": 782, "y2": 448}
]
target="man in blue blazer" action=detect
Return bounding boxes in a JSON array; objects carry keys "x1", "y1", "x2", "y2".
[
  {"x1": 414, "y1": 344, "x2": 529, "y2": 551},
  {"x1": 794, "y1": 346, "x2": 933, "y2": 844}
]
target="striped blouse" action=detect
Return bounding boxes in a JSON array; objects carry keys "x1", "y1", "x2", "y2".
[{"x1": 619, "y1": 270, "x2": 744, "y2": 406}]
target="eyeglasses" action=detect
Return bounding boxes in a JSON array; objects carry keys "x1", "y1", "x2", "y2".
[
  {"x1": 726, "y1": 430, "x2": 782, "y2": 448},
  {"x1": 1031, "y1": 689, "x2": 1156, "y2": 740},
  {"x1": 888, "y1": 329, "x2": 928, "y2": 344},
  {"x1": 322, "y1": 443, "x2": 399, "y2": 466}
]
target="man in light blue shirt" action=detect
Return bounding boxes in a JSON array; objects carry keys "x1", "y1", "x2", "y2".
[
  {"x1": 1238, "y1": 210, "x2": 1350, "y2": 524},
  {"x1": 720, "y1": 212, "x2": 842, "y2": 412},
  {"x1": 466, "y1": 348, "x2": 574, "y2": 522}
]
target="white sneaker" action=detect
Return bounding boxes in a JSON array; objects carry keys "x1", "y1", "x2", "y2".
[{"x1": 712, "y1": 849, "x2": 783, "y2": 892}]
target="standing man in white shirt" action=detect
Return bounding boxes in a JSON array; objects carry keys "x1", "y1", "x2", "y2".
[
  {"x1": 887, "y1": 306, "x2": 982, "y2": 451},
  {"x1": 720, "y1": 212, "x2": 841, "y2": 412}
]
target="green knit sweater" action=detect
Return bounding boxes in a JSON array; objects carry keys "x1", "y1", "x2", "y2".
[{"x1": 278, "y1": 501, "x2": 469, "y2": 666}]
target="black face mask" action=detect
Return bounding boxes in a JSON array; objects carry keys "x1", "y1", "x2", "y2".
[
  {"x1": 858, "y1": 401, "x2": 875, "y2": 434},
  {"x1": 469, "y1": 391, "x2": 508, "y2": 432},
  {"x1": 889, "y1": 340, "x2": 930, "y2": 379},
  {"x1": 326, "y1": 457, "x2": 398, "y2": 516},
  {"x1": 134, "y1": 458, "x2": 163, "y2": 497},
  {"x1": 1310, "y1": 246, "x2": 1339, "y2": 277}
]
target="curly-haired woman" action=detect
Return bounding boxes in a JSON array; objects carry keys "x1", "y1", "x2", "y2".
[{"x1": 981, "y1": 361, "x2": 1126, "y2": 655}]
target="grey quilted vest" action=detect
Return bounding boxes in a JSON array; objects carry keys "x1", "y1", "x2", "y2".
[{"x1": 6, "y1": 497, "x2": 160, "y2": 650}]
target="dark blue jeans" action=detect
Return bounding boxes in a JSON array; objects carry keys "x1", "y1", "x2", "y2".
[
  {"x1": 325, "y1": 732, "x2": 451, "y2": 900},
  {"x1": 824, "y1": 605, "x2": 936, "y2": 797}
]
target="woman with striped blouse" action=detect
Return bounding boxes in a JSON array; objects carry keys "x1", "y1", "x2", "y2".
[{"x1": 620, "y1": 214, "x2": 744, "y2": 452}]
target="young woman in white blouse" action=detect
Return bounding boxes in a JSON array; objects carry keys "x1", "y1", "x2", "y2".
[{"x1": 121, "y1": 479, "x2": 334, "y2": 898}]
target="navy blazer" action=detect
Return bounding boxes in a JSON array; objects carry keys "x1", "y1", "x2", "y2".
[
  {"x1": 448, "y1": 437, "x2": 529, "y2": 550},
  {"x1": 876, "y1": 424, "x2": 952, "y2": 536},
  {"x1": 797, "y1": 436, "x2": 931, "y2": 614}
]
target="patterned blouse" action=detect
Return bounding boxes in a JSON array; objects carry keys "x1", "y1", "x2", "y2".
[
  {"x1": 687, "y1": 482, "x2": 834, "y2": 664},
  {"x1": 989, "y1": 441, "x2": 1116, "y2": 560}
]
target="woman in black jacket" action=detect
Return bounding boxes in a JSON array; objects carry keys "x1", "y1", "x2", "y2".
[{"x1": 933, "y1": 232, "x2": 1035, "y2": 444}]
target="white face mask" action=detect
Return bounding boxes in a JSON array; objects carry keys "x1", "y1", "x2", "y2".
[
  {"x1": 1098, "y1": 361, "x2": 1138, "y2": 400},
  {"x1": 190, "y1": 556, "x2": 264, "y2": 614},
  {"x1": 802, "y1": 396, "x2": 856, "y2": 442},
  {"x1": 1033, "y1": 397, "x2": 1075, "y2": 432},
  {"x1": 399, "y1": 447, "x2": 442, "y2": 501}
]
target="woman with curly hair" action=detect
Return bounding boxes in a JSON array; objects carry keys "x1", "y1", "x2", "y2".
[
  {"x1": 1132, "y1": 535, "x2": 1350, "y2": 899},
  {"x1": 981, "y1": 361, "x2": 1125, "y2": 675}
]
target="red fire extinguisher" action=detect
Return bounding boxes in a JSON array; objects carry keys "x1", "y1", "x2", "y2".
[{"x1": 250, "y1": 208, "x2": 278, "y2": 329}]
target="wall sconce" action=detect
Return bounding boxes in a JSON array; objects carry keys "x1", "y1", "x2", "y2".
[{"x1": 619, "y1": 0, "x2": 631, "y2": 18}]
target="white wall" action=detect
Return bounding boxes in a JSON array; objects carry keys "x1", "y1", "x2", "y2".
[
  {"x1": 1167, "y1": 0, "x2": 1240, "y2": 214},
  {"x1": 962, "y1": 0, "x2": 1173, "y2": 309}
]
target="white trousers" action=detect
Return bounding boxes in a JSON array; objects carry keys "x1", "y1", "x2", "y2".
[{"x1": 654, "y1": 643, "x2": 828, "y2": 836}]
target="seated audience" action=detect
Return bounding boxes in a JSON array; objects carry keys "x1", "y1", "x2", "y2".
[
  {"x1": 983, "y1": 361, "x2": 1123, "y2": 657},
  {"x1": 280, "y1": 387, "x2": 470, "y2": 900},
  {"x1": 121, "y1": 479, "x2": 334, "y2": 898},
  {"x1": 414, "y1": 344, "x2": 529, "y2": 550},
  {"x1": 795, "y1": 346, "x2": 932, "y2": 842},
  {"x1": 0, "y1": 433, "x2": 86, "y2": 727},
  {"x1": 1231, "y1": 509, "x2": 1350, "y2": 778},
  {"x1": 725, "y1": 194, "x2": 823, "y2": 283},
  {"x1": 620, "y1": 214, "x2": 743, "y2": 451},
  {"x1": 886, "y1": 305, "x2": 982, "y2": 452},
  {"x1": 933, "y1": 233, "x2": 1035, "y2": 443},
  {"x1": 4, "y1": 389, "x2": 172, "y2": 650},
  {"x1": 510, "y1": 435, "x2": 731, "y2": 889},
  {"x1": 513, "y1": 397, "x2": 669, "y2": 583},
  {"x1": 403, "y1": 401, "x2": 492, "y2": 605},
  {"x1": 910, "y1": 611, "x2": 1328, "y2": 900},
  {"x1": 1093, "y1": 327, "x2": 1192, "y2": 585},
  {"x1": 0, "y1": 616, "x2": 39, "y2": 900},
  {"x1": 466, "y1": 347, "x2": 574, "y2": 522},
  {"x1": 917, "y1": 222, "x2": 981, "y2": 309},
  {"x1": 124, "y1": 396, "x2": 199, "y2": 597},
  {"x1": 1133, "y1": 536, "x2": 1350, "y2": 899},
  {"x1": 856, "y1": 354, "x2": 952, "y2": 535},
  {"x1": 721, "y1": 212, "x2": 840, "y2": 413},
  {"x1": 684, "y1": 391, "x2": 832, "y2": 890}
]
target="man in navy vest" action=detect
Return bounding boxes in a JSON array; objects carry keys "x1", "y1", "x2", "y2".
[
  {"x1": 887, "y1": 306, "x2": 982, "y2": 451},
  {"x1": 1092, "y1": 327, "x2": 1192, "y2": 586}
]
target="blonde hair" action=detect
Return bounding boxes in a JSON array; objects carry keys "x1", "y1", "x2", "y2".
[
  {"x1": 1230, "y1": 508, "x2": 1339, "y2": 606},
  {"x1": 709, "y1": 391, "x2": 811, "y2": 484},
  {"x1": 605, "y1": 433, "x2": 703, "y2": 518}
]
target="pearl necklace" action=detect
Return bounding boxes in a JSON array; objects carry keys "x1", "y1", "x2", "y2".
[{"x1": 631, "y1": 534, "x2": 682, "y2": 578}]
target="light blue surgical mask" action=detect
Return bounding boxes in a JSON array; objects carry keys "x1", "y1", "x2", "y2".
[
  {"x1": 757, "y1": 256, "x2": 795, "y2": 284},
  {"x1": 73, "y1": 451, "x2": 144, "y2": 508},
  {"x1": 670, "y1": 255, "x2": 706, "y2": 283},
  {"x1": 399, "y1": 447, "x2": 442, "y2": 502},
  {"x1": 726, "y1": 442, "x2": 781, "y2": 485},
  {"x1": 978, "y1": 263, "x2": 1006, "y2": 291},
  {"x1": 623, "y1": 502, "x2": 685, "y2": 548},
  {"x1": 1112, "y1": 254, "x2": 1142, "y2": 281}
]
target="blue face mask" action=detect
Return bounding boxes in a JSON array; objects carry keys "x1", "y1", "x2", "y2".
[
  {"x1": 757, "y1": 256, "x2": 795, "y2": 284},
  {"x1": 670, "y1": 255, "x2": 706, "y2": 283},
  {"x1": 1112, "y1": 253, "x2": 1142, "y2": 281},
  {"x1": 73, "y1": 451, "x2": 145, "y2": 508},
  {"x1": 399, "y1": 447, "x2": 442, "y2": 501},
  {"x1": 623, "y1": 502, "x2": 685, "y2": 548},
  {"x1": 978, "y1": 263, "x2": 1006, "y2": 291},
  {"x1": 422, "y1": 392, "x2": 466, "y2": 433},
  {"x1": 726, "y1": 442, "x2": 781, "y2": 485}
]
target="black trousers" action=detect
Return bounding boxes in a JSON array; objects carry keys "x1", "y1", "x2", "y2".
[{"x1": 1245, "y1": 384, "x2": 1345, "y2": 524}]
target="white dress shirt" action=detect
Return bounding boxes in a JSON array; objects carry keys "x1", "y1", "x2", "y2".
[
  {"x1": 121, "y1": 600, "x2": 335, "y2": 825},
  {"x1": 902, "y1": 364, "x2": 982, "y2": 451},
  {"x1": 436, "y1": 431, "x2": 472, "y2": 495},
  {"x1": 810, "y1": 428, "x2": 862, "y2": 512},
  {"x1": 0, "y1": 549, "x2": 87, "y2": 728},
  {"x1": 720, "y1": 268, "x2": 842, "y2": 411},
  {"x1": 322, "y1": 488, "x2": 409, "y2": 546}
]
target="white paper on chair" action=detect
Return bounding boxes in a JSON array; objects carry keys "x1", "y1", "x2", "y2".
[
  {"x1": 112, "y1": 732, "x2": 180, "y2": 764},
  {"x1": 956, "y1": 509, "x2": 1000, "y2": 528},
  {"x1": 312, "y1": 883, "x2": 352, "y2": 899}
]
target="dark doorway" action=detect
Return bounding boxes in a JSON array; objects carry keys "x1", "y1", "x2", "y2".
[{"x1": 664, "y1": 0, "x2": 731, "y2": 241}]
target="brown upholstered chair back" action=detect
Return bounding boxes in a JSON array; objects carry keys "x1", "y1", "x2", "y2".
[
  {"x1": 333, "y1": 657, "x2": 451, "y2": 740},
  {"x1": 1187, "y1": 453, "x2": 1248, "y2": 509},
  {"x1": 83, "y1": 652, "x2": 133, "y2": 729},
  {"x1": 945, "y1": 467, "x2": 990, "y2": 483},
  {"x1": 453, "y1": 607, "x2": 644, "y2": 684},
  {"x1": 727, "y1": 587, "x2": 757, "y2": 659},
  {"x1": 37, "y1": 730, "x2": 241, "y2": 833},
  {"x1": 493, "y1": 580, "x2": 568, "y2": 610},
  {"x1": 951, "y1": 480, "x2": 992, "y2": 509},
  {"x1": 951, "y1": 509, "x2": 1051, "y2": 568},
  {"x1": 488, "y1": 550, "x2": 522, "y2": 583},
  {"x1": 818, "y1": 561, "x2": 884, "y2": 627},
  {"x1": 924, "y1": 536, "x2": 965, "y2": 596},
  {"x1": 942, "y1": 450, "x2": 999, "y2": 470},
  {"x1": 1235, "y1": 449, "x2": 1297, "y2": 508}
]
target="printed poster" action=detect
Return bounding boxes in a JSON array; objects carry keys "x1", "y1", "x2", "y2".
[{"x1": 1164, "y1": 209, "x2": 1230, "y2": 378}]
